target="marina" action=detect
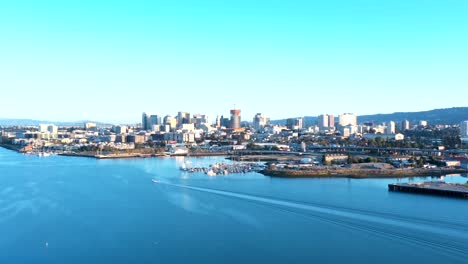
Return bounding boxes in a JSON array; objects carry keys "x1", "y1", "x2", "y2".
[{"x1": 180, "y1": 162, "x2": 265, "y2": 176}]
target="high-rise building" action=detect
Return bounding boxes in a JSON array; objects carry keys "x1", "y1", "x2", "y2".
[
  {"x1": 419, "y1": 120, "x2": 428, "y2": 127},
  {"x1": 177, "y1": 112, "x2": 191, "y2": 127},
  {"x1": 328, "y1": 115, "x2": 335, "y2": 128},
  {"x1": 39, "y1": 124, "x2": 49, "y2": 133},
  {"x1": 386, "y1": 121, "x2": 396, "y2": 134},
  {"x1": 39, "y1": 124, "x2": 58, "y2": 137},
  {"x1": 220, "y1": 115, "x2": 230, "y2": 128},
  {"x1": 193, "y1": 114, "x2": 210, "y2": 129},
  {"x1": 253, "y1": 113, "x2": 269, "y2": 130},
  {"x1": 142, "y1": 112, "x2": 150, "y2": 130},
  {"x1": 164, "y1": 115, "x2": 177, "y2": 130},
  {"x1": 338, "y1": 113, "x2": 357, "y2": 127},
  {"x1": 286, "y1": 117, "x2": 304, "y2": 130},
  {"x1": 317, "y1": 115, "x2": 328, "y2": 130},
  {"x1": 149, "y1": 115, "x2": 161, "y2": 127},
  {"x1": 318, "y1": 114, "x2": 335, "y2": 130},
  {"x1": 401, "y1": 120, "x2": 410, "y2": 131},
  {"x1": 461, "y1": 121, "x2": 468, "y2": 137},
  {"x1": 230, "y1": 109, "x2": 241, "y2": 129},
  {"x1": 215, "y1": 116, "x2": 221, "y2": 128}
]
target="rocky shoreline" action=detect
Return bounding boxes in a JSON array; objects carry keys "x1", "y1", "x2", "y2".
[{"x1": 260, "y1": 167, "x2": 468, "y2": 179}]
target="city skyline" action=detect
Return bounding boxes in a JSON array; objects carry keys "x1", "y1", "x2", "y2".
[{"x1": 1, "y1": 1, "x2": 467, "y2": 122}]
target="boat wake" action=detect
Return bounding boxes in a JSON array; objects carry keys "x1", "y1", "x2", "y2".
[{"x1": 153, "y1": 180, "x2": 468, "y2": 260}]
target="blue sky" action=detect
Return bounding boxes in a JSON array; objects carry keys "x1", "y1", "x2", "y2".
[{"x1": 0, "y1": 0, "x2": 467, "y2": 123}]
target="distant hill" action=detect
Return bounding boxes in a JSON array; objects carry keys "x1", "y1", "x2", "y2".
[
  {"x1": 270, "y1": 107, "x2": 468, "y2": 126},
  {"x1": 0, "y1": 118, "x2": 113, "y2": 127},
  {"x1": 358, "y1": 107, "x2": 468, "y2": 125}
]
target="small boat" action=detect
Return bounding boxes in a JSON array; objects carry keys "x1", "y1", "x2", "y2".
[{"x1": 152, "y1": 179, "x2": 159, "y2": 183}]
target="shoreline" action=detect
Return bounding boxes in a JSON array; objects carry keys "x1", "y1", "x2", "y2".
[
  {"x1": 2, "y1": 144, "x2": 467, "y2": 179},
  {"x1": 0, "y1": 144, "x2": 228, "y2": 159}
]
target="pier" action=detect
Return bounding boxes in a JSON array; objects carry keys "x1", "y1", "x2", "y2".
[{"x1": 388, "y1": 182, "x2": 468, "y2": 198}]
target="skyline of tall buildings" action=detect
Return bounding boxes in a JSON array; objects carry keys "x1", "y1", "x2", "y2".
[{"x1": 139, "y1": 109, "x2": 465, "y2": 143}]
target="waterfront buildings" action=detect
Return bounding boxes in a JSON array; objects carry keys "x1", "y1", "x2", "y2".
[{"x1": 39, "y1": 124, "x2": 57, "y2": 134}]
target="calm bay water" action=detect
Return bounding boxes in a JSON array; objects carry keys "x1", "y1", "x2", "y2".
[{"x1": 1, "y1": 147, "x2": 467, "y2": 263}]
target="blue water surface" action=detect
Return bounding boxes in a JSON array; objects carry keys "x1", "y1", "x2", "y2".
[{"x1": 0, "y1": 148, "x2": 467, "y2": 264}]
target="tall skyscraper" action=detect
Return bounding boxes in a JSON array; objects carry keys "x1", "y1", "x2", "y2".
[
  {"x1": 216, "y1": 116, "x2": 221, "y2": 128},
  {"x1": 230, "y1": 109, "x2": 241, "y2": 129},
  {"x1": 220, "y1": 115, "x2": 230, "y2": 128},
  {"x1": 142, "y1": 112, "x2": 150, "y2": 130},
  {"x1": 286, "y1": 117, "x2": 304, "y2": 130},
  {"x1": 177, "y1": 112, "x2": 191, "y2": 127},
  {"x1": 193, "y1": 114, "x2": 210, "y2": 129},
  {"x1": 338, "y1": 113, "x2": 357, "y2": 127},
  {"x1": 461, "y1": 121, "x2": 468, "y2": 137},
  {"x1": 164, "y1": 115, "x2": 177, "y2": 130},
  {"x1": 317, "y1": 115, "x2": 328, "y2": 130},
  {"x1": 253, "y1": 113, "x2": 269, "y2": 130},
  {"x1": 328, "y1": 115, "x2": 335, "y2": 128},
  {"x1": 150, "y1": 115, "x2": 161, "y2": 126},
  {"x1": 386, "y1": 121, "x2": 396, "y2": 134},
  {"x1": 318, "y1": 114, "x2": 335, "y2": 130},
  {"x1": 401, "y1": 120, "x2": 410, "y2": 131}
]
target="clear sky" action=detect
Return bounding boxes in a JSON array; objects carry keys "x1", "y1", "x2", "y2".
[{"x1": 0, "y1": 0, "x2": 467, "y2": 123}]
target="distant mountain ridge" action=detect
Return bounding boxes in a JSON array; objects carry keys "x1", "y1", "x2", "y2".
[
  {"x1": 271, "y1": 107, "x2": 468, "y2": 126},
  {"x1": 0, "y1": 118, "x2": 113, "y2": 127}
]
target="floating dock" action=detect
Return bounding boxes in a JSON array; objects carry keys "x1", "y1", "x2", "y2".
[{"x1": 388, "y1": 181, "x2": 468, "y2": 198}]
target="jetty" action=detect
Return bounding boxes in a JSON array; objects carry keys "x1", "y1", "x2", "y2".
[
  {"x1": 388, "y1": 181, "x2": 468, "y2": 198},
  {"x1": 260, "y1": 164, "x2": 468, "y2": 179}
]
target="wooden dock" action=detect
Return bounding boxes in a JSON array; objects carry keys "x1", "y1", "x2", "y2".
[{"x1": 388, "y1": 181, "x2": 468, "y2": 198}]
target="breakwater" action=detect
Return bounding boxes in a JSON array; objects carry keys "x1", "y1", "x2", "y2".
[
  {"x1": 260, "y1": 167, "x2": 468, "y2": 179},
  {"x1": 389, "y1": 182, "x2": 468, "y2": 198}
]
